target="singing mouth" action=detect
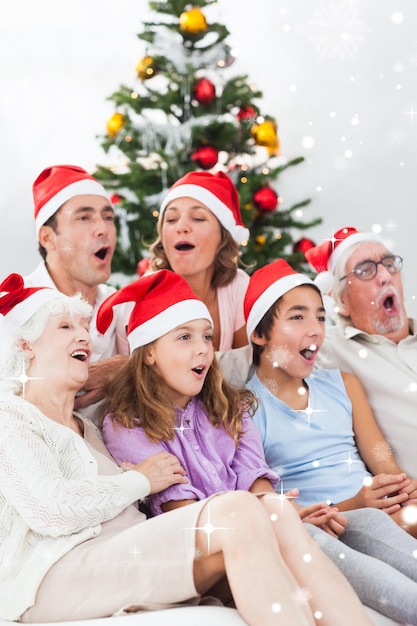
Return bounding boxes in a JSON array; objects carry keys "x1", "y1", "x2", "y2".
[
  {"x1": 175, "y1": 242, "x2": 195, "y2": 251},
  {"x1": 70, "y1": 350, "x2": 89, "y2": 361},
  {"x1": 383, "y1": 294, "x2": 395, "y2": 312},
  {"x1": 95, "y1": 246, "x2": 111, "y2": 260},
  {"x1": 299, "y1": 344, "x2": 318, "y2": 361}
]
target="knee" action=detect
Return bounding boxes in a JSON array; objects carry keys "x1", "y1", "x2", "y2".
[{"x1": 207, "y1": 490, "x2": 268, "y2": 527}]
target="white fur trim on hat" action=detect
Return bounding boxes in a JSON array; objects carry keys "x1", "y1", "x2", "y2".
[
  {"x1": 160, "y1": 184, "x2": 250, "y2": 245},
  {"x1": 328, "y1": 232, "x2": 383, "y2": 273},
  {"x1": 5, "y1": 289, "x2": 64, "y2": 329},
  {"x1": 35, "y1": 179, "x2": 110, "y2": 235},
  {"x1": 246, "y1": 273, "x2": 313, "y2": 341},
  {"x1": 313, "y1": 270, "x2": 335, "y2": 295},
  {"x1": 128, "y1": 299, "x2": 213, "y2": 352}
]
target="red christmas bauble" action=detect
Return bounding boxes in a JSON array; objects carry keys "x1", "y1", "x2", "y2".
[
  {"x1": 292, "y1": 237, "x2": 316, "y2": 255},
  {"x1": 237, "y1": 105, "x2": 256, "y2": 122},
  {"x1": 191, "y1": 146, "x2": 219, "y2": 169},
  {"x1": 110, "y1": 193, "x2": 124, "y2": 204},
  {"x1": 253, "y1": 186, "x2": 278, "y2": 212},
  {"x1": 137, "y1": 257, "x2": 151, "y2": 277},
  {"x1": 193, "y1": 78, "x2": 216, "y2": 105}
]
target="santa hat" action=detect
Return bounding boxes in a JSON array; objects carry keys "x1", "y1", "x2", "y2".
[
  {"x1": 244, "y1": 259, "x2": 314, "y2": 341},
  {"x1": 33, "y1": 164, "x2": 111, "y2": 235},
  {"x1": 0, "y1": 273, "x2": 64, "y2": 333},
  {"x1": 96, "y1": 270, "x2": 213, "y2": 352},
  {"x1": 304, "y1": 227, "x2": 383, "y2": 293},
  {"x1": 159, "y1": 171, "x2": 250, "y2": 245}
]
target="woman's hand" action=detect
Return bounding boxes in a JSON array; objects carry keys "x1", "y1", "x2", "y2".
[{"x1": 121, "y1": 452, "x2": 189, "y2": 494}]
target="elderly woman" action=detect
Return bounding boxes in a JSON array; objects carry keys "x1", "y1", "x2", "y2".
[
  {"x1": 149, "y1": 171, "x2": 250, "y2": 351},
  {"x1": 0, "y1": 274, "x2": 371, "y2": 625}
]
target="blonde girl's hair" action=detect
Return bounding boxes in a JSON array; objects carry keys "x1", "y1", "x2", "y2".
[{"x1": 102, "y1": 347, "x2": 257, "y2": 445}]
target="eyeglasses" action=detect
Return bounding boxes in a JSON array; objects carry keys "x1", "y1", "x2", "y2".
[{"x1": 340, "y1": 255, "x2": 403, "y2": 282}]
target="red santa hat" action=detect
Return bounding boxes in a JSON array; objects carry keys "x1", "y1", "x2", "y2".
[
  {"x1": 33, "y1": 164, "x2": 111, "y2": 235},
  {"x1": 0, "y1": 273, "x2": 64, "y2": 331},
  {"x1": 304, "y1": 227, "x2": 383, "y2": 293},
  {"x1": 96, "y1": 270, "x2": 213, "y2": 352},
  {"x1": 159, "y1": 171, "x2": 250, "y2": 245},
  {"x1": 244, "y1": 259, "x2": 314, "y2": 340}
]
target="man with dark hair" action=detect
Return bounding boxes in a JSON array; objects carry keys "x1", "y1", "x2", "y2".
[{"x1": 24, "y1": 164, "x2": 130, "y2": 420}]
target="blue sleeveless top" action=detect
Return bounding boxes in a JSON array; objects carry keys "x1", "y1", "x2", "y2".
[{"x1": 247, "y1": 369, "x2": 371, "y2": 506}]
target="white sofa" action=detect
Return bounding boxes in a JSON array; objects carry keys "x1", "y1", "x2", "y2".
[{"x1": 0, "y1": 604, "x2": 404, "y2": 625}]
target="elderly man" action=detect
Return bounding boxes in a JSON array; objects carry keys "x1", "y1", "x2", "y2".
[
  {"x1": 24, "y1": 164, "x2": 130, "y2": 420},
  {"x1": 305, "y1": 226, "x2": 417, "y2": 478}
]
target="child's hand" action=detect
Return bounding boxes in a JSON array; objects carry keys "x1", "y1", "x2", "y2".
[
  {"x1": 398, "y1": 477, "x2": 417, "y2": 506},
  {"x1": 356, "y1": 473, "x2": 409, "y2": 514},
  {"x1": 121, "y1": 452, "x2": 189, "y2": 494},
  {"x1": 298, "y1": 503, "x2": 347, "y2": 538}
]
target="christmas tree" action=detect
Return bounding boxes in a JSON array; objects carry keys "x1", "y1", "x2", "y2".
[{"x1": 94, "y1": 0, "x2": 322, "y2": 277}]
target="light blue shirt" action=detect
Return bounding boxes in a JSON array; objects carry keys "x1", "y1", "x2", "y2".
[{"x1": 247, "y1": 369, "x2": 371, "y2": 507}]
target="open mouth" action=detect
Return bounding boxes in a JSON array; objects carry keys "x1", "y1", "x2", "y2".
[
  {"x1": 383, "y1": 295, "x2": 395, "y2": 312},
  {"x1": 175, "y1": 243, "x2": 195, "y2": 251},
  {"x1": 299, "y1": 344, "x2": 318, "y2": 361},
  {"x1": 192, "y1": 366, "x2": 205, "y2": 374},
  {"x1": 71, "y1": 350, "x2": 89, "y2": 362},
  {"x1": 95, "y1": 246, "x2": 110, "y2": 261}
]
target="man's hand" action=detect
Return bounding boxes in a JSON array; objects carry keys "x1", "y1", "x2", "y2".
[
  {"x1": 74, "y1": 354, "x2": 129, "y2": 409},
  {"x1": 121, "y1": 452, "x2": 189, "y2": 495}
]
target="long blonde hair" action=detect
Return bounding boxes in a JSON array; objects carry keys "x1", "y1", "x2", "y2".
[{"x1": 102, "y1": 346, "x2": 257, "y2": 445}]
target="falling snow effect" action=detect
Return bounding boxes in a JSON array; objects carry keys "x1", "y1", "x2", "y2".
[
  {"x1": 371, "y1": 441, "x2": 392, "y2": 463},
  {"x1": 301, "y1": 2, "x2": 372, "y2": 61}
]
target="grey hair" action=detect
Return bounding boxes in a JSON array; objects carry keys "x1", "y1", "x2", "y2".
[{"x1": 0, "y1": 294, "x2": 92, "y2": 395}]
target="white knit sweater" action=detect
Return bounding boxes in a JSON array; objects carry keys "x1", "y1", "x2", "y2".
[{"x1": 0, "y1": 394, "x2": 150, "y2": 621}]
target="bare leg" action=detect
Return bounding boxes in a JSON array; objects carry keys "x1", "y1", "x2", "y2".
[
  {"x1": 258, "y1": 493, "x2": 372, "y2": 626},
  {"x1": 193, "y1": 491, "x2": 314, "y2": 626}
]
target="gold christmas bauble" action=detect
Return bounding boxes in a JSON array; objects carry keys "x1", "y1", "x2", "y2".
[
  {"x1": 179, "y1": 7, "x2": 208, "y2": 34},
  {"x1": 106, "y1": 112, "x2": 125, "y2": 137},
  {"x1": 135, "y1": 56, "x2": 157, "y2": 80},
  {"x1": 251, "y1": 120, "x2": 280, "y2": 151}
]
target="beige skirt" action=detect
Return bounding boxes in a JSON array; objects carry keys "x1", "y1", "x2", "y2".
[{"x1": 21, "y1": 425, "x2": 217, "y2": 622}]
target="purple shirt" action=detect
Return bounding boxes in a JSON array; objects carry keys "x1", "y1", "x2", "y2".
[{"x1": 103, "y1": 396, "x2": 279, "y2": 515}]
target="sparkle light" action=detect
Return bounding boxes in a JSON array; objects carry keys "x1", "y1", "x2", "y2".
[
  {"x1": 401, "y1": 505, "x2": 417, "y2": 525},
  {"x1": 187, "y1": 503, "x2": 234, "y2": 554},
  {"x1": 301, "y1": 135, "x2": 315, "y2": 149},
  {"x1": 391, "y1": 12, "x2": 404, "y2": 24},
  {"x1": 404, "y1": 105, "x2": 417, "y2": 122},
  {"x1": 2, "y1": 358, "x2": 45, "y2": 399},
  {"x1": 341, "y1": 450, "x2": 362, "y2": 473}
]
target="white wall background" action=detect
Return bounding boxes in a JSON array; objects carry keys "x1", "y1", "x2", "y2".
[{"x1": 1, "y1": 0, "x2": 417, "y2": 315}]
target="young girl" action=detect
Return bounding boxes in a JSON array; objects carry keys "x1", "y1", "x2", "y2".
[
  {"x1": 98, "y1": 268, "x2": 279, "y2": 516},
  {"x1": 243, "y1": 257, "x2": 417, "y2": 625},
  {"x1": 95, "y1": 268, "x2": 373, "y2": 626}
]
